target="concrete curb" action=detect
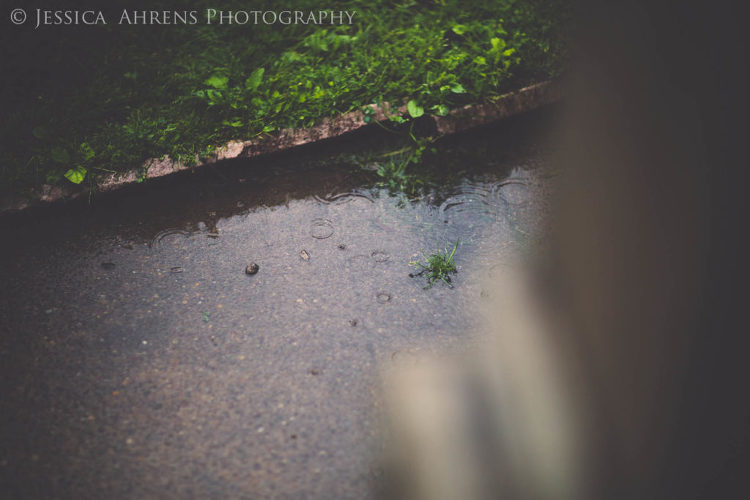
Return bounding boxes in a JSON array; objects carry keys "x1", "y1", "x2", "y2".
[{"x1": 1, "y1": 80, "x2": 560, "y2": 214}]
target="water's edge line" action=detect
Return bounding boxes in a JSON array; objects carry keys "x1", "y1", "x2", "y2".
[{"x1": 1, "y1": 80, "x2": 561, "y2": 214}]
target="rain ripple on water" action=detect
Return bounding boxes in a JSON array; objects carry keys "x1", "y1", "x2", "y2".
[
  {"x1": 371, "y1": 250, "x2": 390, "y2": 263},
  {"x1": 310, "y1": 219, "x2": 335, "y2": 239},
  {"x1": 148, "y1": 228, "x2": 192, "y2": 249},
  {"x1": 313, "y1": 191, "x2": 374, "y2": 205}
]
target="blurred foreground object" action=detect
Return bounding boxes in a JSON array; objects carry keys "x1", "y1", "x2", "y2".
[
  {"x1": 384, "y1": 265, "x2": 584, "y2": 500},
  {"x1": 382, "y1": 1, "x2": 748, "y2": 498}
]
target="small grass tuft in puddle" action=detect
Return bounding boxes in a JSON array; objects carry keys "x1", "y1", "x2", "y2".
[{"x1": 410, "y1": 240, "x2": 459, "y2": 288}]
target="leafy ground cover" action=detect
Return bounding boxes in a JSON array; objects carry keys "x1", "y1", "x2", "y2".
[{"x1": 0, "y1": 0, "x2": 569, "y2": 196}]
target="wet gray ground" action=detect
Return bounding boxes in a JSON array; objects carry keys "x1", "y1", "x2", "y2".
[{"x1": 0, "y1": 109, "x2": 556, "y2": 498}]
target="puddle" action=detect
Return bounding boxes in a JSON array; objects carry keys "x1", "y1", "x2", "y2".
[{"x1": 0, "y1": 107, "x2": 557, "y2": 499}]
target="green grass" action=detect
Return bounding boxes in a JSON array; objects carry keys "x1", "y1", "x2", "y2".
[
  {"x1": 410, "y1": 240, "x2": 459, "y2": 288},
  {"x1": 0, "y1": 0, "x2": 570, "y2": 196}
]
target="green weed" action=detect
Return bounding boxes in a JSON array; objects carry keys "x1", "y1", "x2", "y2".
[
  {"x1": 410, "y1": 240, "x2": 459, "y2": 288},
  {"x1": 374, "y1": 132, "x2": 433, "y2": 197}
]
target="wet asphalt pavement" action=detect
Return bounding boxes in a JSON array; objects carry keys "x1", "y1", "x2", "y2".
[{"x1": 0, "y1": 109, "x2": 555, "y2": 498}]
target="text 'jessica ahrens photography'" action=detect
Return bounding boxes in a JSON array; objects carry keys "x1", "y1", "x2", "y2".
[{"x1": 23, "y1": 9, "x2": 357, "y2": 29}]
